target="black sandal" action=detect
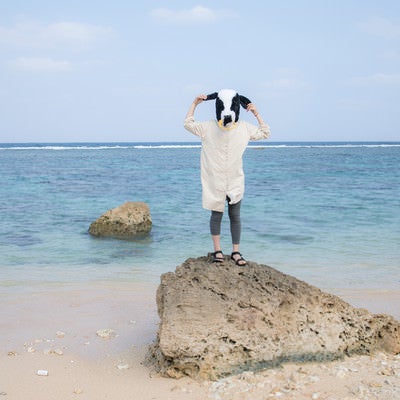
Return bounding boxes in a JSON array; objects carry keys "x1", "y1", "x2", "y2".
[
  {"x1": 231, "y1": 251, "x2": 247, "y2": 266},
  {"x1": 212, "y1": 250, "x2": 224, "y2": 263}
]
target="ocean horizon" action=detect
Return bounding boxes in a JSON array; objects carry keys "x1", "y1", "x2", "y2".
[
  {"x1": 1, "y1": 140, "x2": 400, "y2": 149},
  {"x1": 1, "y1": 140, "x2": 399, "y2": 292}
]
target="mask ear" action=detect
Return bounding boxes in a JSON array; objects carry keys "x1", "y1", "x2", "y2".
[
  {"x1": 239, "y1": 95, "x2": 252, "y2": 108},
  {"x1": 206, "y1": 92, "x2": 218, "y2": 101}
]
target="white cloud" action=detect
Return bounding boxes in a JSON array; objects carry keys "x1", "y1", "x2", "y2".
[
  {"x1": 45, "y1": 22, "x2": 114, "y2": 47},
  {"x1": 0, "y1": 20, "x2": 115, "y2": 50},
  {"x1": 150, "y1": 5, "x2": 235, "y2": 24},
  {"x1": 10, "y1": 57, "x2": 72, "y2": 72},
  {"x1": 358, "y1": 16, "x2": 400, "y2": 39},
  {"x1": 261, "y1": 68, "x2": 308, "y2": 98},
  {"x1": 263, "y1": 78, "x2": 307, "y2": 91},
  {"x1": 349, "y1": 72, "x2": 400, "y2": 86}
]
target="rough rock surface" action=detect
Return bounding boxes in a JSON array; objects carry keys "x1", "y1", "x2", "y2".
[
  {"x1": 151, "y1": 256, "x2": 400, "y2": 380},
  {"x1": 89, "y1": 202, "x2": 152, "y2": 238}
]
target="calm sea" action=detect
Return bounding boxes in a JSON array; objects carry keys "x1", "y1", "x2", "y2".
[{"x1": 1, "y1": 142, "x2": 399, "y2": 291}]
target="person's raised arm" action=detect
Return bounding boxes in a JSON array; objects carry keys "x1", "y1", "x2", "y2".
[
  {"x1": 246, "y1": 103, "x2": 270, "y2": 140},
  {"x1": 185, "y1": 94, "x2": 207, "y2": 119},
  {"x1": 246, "y1": 103, "x2": 266, "y2": 126}
]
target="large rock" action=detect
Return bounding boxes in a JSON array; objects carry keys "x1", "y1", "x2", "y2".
[
  {"x1": 89, "y1": 201, "x2": 152, "y2": 238},
  {"x1": 150, "y1": 256, "x2": 400, "y2": 380}
]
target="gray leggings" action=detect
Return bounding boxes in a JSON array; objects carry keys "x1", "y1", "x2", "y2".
[{"x1": 210, "y1": 199, "x2": 242, "y2": 245}]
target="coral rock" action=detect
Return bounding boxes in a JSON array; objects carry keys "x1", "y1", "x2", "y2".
[
  {"x1": 150, "y1": 256, "x2": 400, "y2": 380},
  {"x1": 89, "y1": 202, "x2": 152, "y2": 238}
]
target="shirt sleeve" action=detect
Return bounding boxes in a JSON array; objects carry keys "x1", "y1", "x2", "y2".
[
  {"x1": 184, "y1": 117, "x2": 206, "y2": 139},
  {"x1": 245, "y1": 122, "x2": 271, "y2": 141},
  {"x1": 250, "y1": 124, "x2": 271, "y2": 140}
]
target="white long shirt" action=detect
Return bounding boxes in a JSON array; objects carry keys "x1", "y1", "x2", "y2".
[{"x1": 184, "y1": 117, "x2": 270, "y2": 212}]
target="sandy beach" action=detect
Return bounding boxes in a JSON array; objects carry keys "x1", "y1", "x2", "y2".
[{"x1": 1, "y1": 280, "x2": 400, "y2": 400}]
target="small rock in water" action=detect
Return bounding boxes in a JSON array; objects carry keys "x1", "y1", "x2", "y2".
[
  {"x1": 117, "y1": 363, "x2": 130, "y2": 370},
  {"x1": 27, "y1": 347, "x2": 36, "y2": 353},
  {"x1": 96, "y1": 328, "x2": 116, "y2": 339},
  {"x1": 56, "y1": 331, "x2": 65, "y2": 338},
  {"x1": 37, "y1": 370, "x2": 49, "y2": 376},
  {"x1": 7, "y1": 351, "x2": 17, "y2": 357}
]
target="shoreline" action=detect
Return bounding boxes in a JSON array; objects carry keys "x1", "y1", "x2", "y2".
[{"x1": 1, "y1": 279, "x2": 400, "y2": 399}]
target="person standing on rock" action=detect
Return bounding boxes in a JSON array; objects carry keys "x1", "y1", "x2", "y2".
[{"x1": 184, "y1": 89, "x2": 270, "y2": 266}]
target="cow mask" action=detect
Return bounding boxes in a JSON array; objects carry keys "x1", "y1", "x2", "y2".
[{"x1": 206, "y1": 89, "x2": 252, "y2": 128}]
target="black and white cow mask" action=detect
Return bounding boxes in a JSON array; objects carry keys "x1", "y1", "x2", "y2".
[{"x1": 206, "y1": 89, "x2": 252, "y2": 128}]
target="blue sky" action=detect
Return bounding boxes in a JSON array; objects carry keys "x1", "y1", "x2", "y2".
[{"x1": 1, "y1": 1, "x2": 399, "y2": 142}]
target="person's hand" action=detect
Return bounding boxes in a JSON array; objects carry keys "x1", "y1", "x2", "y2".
[
  {"x1": 246, "y1": 103, "x2": 259, "y2": 116},
  {"x1": 194, "y1": 94, "x2": 207, "y2": 106}
]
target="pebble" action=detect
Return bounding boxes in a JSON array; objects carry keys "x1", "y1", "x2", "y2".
[
  {"x1": 37, "y1": 370, "x2": 49, "y2": 376},
  {"x1": 379, "y1": 367, "x2": 395, "y2": 376},
  {"x1": 368, "y1": 381, "x2": 382, "y2": 388},
  {"x1": 117, "y1": 364, "x2": 130, "y2": 370},
  {"x1": 73, "y1": 388, "x2": 83, "y2": 394},
  {"x1": 53, "y1": 348, "x2": 64, "y2": 356},
  {"x1": 56, "y1": 331, "x2": 66, "y2": 338},
  {"x1": 27, "y1": 346, "x2": 36, "y2": 353},
  {"x1": 43, "y1": 348, "x2": 64, "y2": 356},
  {"x1": 96, "y1": 328, "x2": 116, "y2": 339},
  {"x1": 308, "y1": 375, "x2": 320, "y2": 383},
  {"x1": 335, "y1": 369, "x2": 347, "y2": 378}
]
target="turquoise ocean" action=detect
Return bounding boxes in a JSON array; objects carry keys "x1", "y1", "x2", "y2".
[{"x1": 1, "y1": 142, "x2": 399, "y2": 291}]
